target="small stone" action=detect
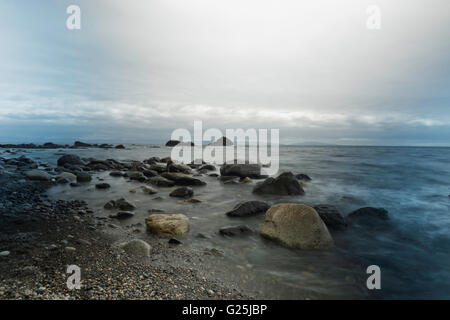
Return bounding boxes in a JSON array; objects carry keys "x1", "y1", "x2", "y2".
[
  {"x1": 65, "y1": 247, "x2": 76, "y2": 253},
  {"x1": 0, "y1": 251, "x2": 10, "y2": 257}
]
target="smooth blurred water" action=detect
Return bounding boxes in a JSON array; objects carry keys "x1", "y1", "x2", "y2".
[{"x1": 4, "y1": 145, "x2": 449, "y2": 299}]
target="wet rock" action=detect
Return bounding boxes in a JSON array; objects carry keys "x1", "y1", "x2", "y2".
[
  {"x1": 142, "y1": 169, "x2": 158, "y2": 178},
  {"x1": 219, "y1": 225, "x2": 253, "y2": 236},
  {"x1": 127, "y1": 171, "x2": 147, "y2": 182},
  {"x1": 240, "y1": 177, "x2": 252, "y2": 183},
  {"x1": 199, "y1": 164, "x2": 216, "y2": 171},
  {"x1": 253, "y1": 172, "x2": 304, "y2": 196},
  {"x1": 57, "y1": 178, "x2": 70, "y2": 184},
  {"x1": 170, "y1": 187, "x2": 194, "y2": 198},
  {"x1": 219, "y1": 175, "x2": 240, "y2": 182},
  {"x1": 76, "y1": 172, "x2": 92, "y2": 182},
  {"x1": 141, "y1": 185, "x2": 158, "y2": 195},
  {"x1": 161, "y1": 172, "x2": 206, "y2": 186},
  {"x1": 57, "y1": 172, "x2": 77, "y2": 181},
  {"x1": 260, "y1": 203, "x2": 333, "y2": 250},
  {"x1": 104, "y1": 200, "x2": 116, "y2": 209},
  {"x1": 167, "y1": 163, "x2": 192, "y2": 174},
  {"x1": 209, "y1": 137, "x2": 233, "y2": 146},
  {"x1": 226, "y1": 201, "x2": 270, "y2": 217},
  {"x1": 295, "y1": 174, "x2": 312, "y2": 181},
  {"x1": 70, "y1": 182, "x2": 81, "y2": 187},
  {"x1": 118, "y1": 239, "x2": 151, "y2": 257},
  {"x1": 182, "y1": 198, "x2": 202, "y2": 203},
  {"x1": 57, "y1": 154, "x2": 85, "y2": 166},
  {"x1": 220, "y1": 164, "x2": 264, "y2": 179},
  {"x1": 0, "y1": 251, "x2": 10, "y2": 257},
  {"x1": 109, "y1": 171, "x2": 123, "y2": 177},
  {"x1": 115, "y1": 144, "x2": 125, "y2": 149},
  {"x1": 115, "y1": 198, "x2": 136, "y2": 211},
  {"x1": 145, "y1": 214, "x2": 190, "y2": 237},
  {"x1": 24, "y1": 169, "x2": 52, "y2": 181},
  {"x1": 65, "y1": 247, "x2": 76, "y2": 253},
  {"x1": 313, "y1": 205, "x2": 347, "y2": 230},
  {"x1": 347, "y1": 207, "x2": 389, "y2": 220},
  {"x1": 95, "y1": 183, "x2": 111, "y2": 189},
  {"x1": 148, "y1": 176, "x2": 175, "y2": 187},
  {"x1": 111, "y1": 211, "x2": 135, "y2": 219}
]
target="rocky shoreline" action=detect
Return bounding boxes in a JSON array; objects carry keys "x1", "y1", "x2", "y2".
[
  {"x1": 0, "y1": 143, "x2": 386, "y2": 300},
  {"x1": 0, "y1": 155, "x2": 252, "y2": 300}
]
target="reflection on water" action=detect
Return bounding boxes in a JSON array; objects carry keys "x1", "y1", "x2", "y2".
[{"x1": 5, "y1": 145, "x2": 450, "y2": 299}]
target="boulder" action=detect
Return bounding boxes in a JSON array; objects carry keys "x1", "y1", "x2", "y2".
[
  {"x1": 161, "y1": 172, "x2": 206, "y2": 186},
  {"x1": 148, "y1": 176, "x2": 175, "y2": 187},
  {"x1": 115, "y1": 144, "x2": 125, "y2": 149},
  {"x1": 118, "y1": 239, "x2": 151, "y2": 257},
  {"x1": 126, "y1": 171, "x2": 147, "y2": 182},
  {"x1": 95, "y1": 183, "x2": 110, "y2": 189},
  {"x1": 313, "y1": 205, "x2": 347, "y2": 230},
  {"x1": 209, "y1": 137, "x2": 233, "y2": 146},
  {"x1": 347, "y1": 207, "x2": 389, "y2": 220},
  {"x1": 73, "y1": 141, "x2": 91, "y2": 147},
  {"x1": 260, "y1": 203, "x2": 333, "y2": 250},
  {"x1": 220, "y1": 164, "x2": 263, "y2": 179},
  {"x1": 225, "y1": 201, "x2": 270, "y2": 217},
  {"x1": 167, "y1": 163, "x2": 192, "y2": 174},
  {"x1": 170, "y1": 187, "x2": 194, "y2": 198},
  {"x1": 219, "y1": 225, "x2": 253, "y2": 237},
  {"x1": 199, "y1": 164, "x2": 216, "y2": 171},
  {"x1": 57, "y1": 154, "x2": 85, "y2": 166},
  {"x1": 253, "y1": 172, "x2": 304, "y2": 195},
  {"x1": 24, "y1": 169, "x2": 52, "y2": 181},
  {"x1": 149, "y1": 164, "x2": 167, "y2": 173},
  {"x1": 145, "y1": 214, "x2": 190, "y2": 237},
  {"x1": 109, "y1": 171, "x2": 123, "y2": 177},
  {"x1": 76, "y1": 172, "x2": 92, "y2": 182}
]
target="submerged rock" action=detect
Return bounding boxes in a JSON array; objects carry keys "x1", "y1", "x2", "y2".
[
  {"x1": 347, "y1": 207, "x2": 389, "y2": 220},
  {"x1": 313, "y1": 205, "x2": 347, "y2": 230},
  {"x1": 76, "y1": 172, "x2": 92, "y2": 182},
  {"x1": 165, "y1": 140, "x2": 180, "y2": 147},
  {"x1": 115, "y1": 144, "x2": 125, "y2": 149},
  {"x1": 57, "y1": 172, "x2": 77, "y2": 182},
  {"x1": 118, "y1": 239, "x2": 151, "y2": 257},
  {"x1": 141, "y1": 185, "x2": 158, "y2": 195},
  {"x1": 253, "y1": 172, "x2": 304, "y2": 195},
  {"x1": 95, "y1": 183, "x2": 110, "y2": 189},
  {"x1": 169, "y1": 186, "x2": 194, "y2": 198},
  {"x1": 111, "y1": 211, "x2": 135, "y2": 219},
  {"x1": 57, "y1": 154, "x2": 85, "y2": 166},
  {"x1": 295, "y1": 173, "x2": 312, "y2": 181},
  {"x1": 145, "y1": 214, "x2": 190, "y2": 237},
  {"x1": 219, "y1": 225, "x2": 253, "y2": 237},
  {"x1": 161, "y1": 172, "x2": 206, "y2": 186},
  {"x1": 109, "y1": 171, "x2": 123, "y2": 177},
  {"x1": 225, "y1": 201, "x2": 270, "y2": 217},
  {"x1": 260, "y1": 203, "x2": 333, "y2": 250},
  {"x1": 115, "y1": 198, "x2": 136, "y2": 211}
]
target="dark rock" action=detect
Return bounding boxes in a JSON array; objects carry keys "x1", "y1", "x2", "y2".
[
  {"x1": 148, "y1": 176, "x2": 175, "y2": 187},
  {"x1": 115, "y1": 198, "x2": 136, "y2": 211},
  {"x1": 347, "y1": 207, "x2": 389, "y2": 220},
  {"x1": 57, "y1": 154, "x2": 85, "y2": 166},
  {"x1": 165, "y1": 140, "x2": 180, "y2": 147},
  {"x1": 73, "y1": 141, "x2": 91, "y2": 147},
  {"x1": 169, "y1": 187, "x2": 194, "y2": 198},
  {"x1": 200, "y1": 164, "x2": 216, "y2": 171},
  {"x1": 219, "y1": 225, "x2": 253, "y2": 236},
  {"x1": 168, "y1": 238, "x2": 182, "y2": 245},
  {"x1": 209, "y1": 137, "x2": 233, "y2": 146},
  {"x1": 104, "y1": 200, "x2": 116, "y2": 209},
  {"x1": 167, "y1": 163, "x2": 192, "y2": 174},
  {"x1": 109, "y1": 171, "x2": 123, "y2": 177},
  {"x1": 95, "y1": 183, "x2": 111, "y2": 189},
  {"x1": 111, "y1": 211, "x2": 135, "y2": 219},
  {"x1": 226, "y1": 201, "x2": 270, "y2": 217},
  {"x1": 70, "y1": 182, "x2": 81, "y2": 187},
  {"x1": 76, "y1": 172, "x2": 92, "y2": 182},
  {"x1": 253, "y1": 172, "x2": 304, "y2": 195},
  {"x1": 295, "y1": 173, "x2": 312, "y2": 181},
  {"x1": 142, "y1": 169, "x2": 158, "y2": 177},
  {"x1": 57, "y1": 178, "x2": 70, "y2": 184},
  {"x1": 149, "y1": 164, "x2": 167, "y2": 173},
  {"x1": 127, "y1": 171, "x2": 147, "y2": 182},
  {"x1": 313, "y1": 205, "x2": 347, "y2": 230},
  {"x1": 161, "y1": 172, "x2": 206, "y2": 186},
  {"x1": 115, "y1": 144, "x2": 125, "y2": 149},
  {"x1": 220, "y1": 164, "x2": 265, "y2": 179}
]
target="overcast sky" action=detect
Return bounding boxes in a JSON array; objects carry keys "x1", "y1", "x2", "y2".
[{"x1": 0, "y1": 0, "x2": 449, "y2": 145}]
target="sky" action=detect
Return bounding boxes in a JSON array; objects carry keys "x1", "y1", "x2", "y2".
[{"x1": 0, "y1": 0, "x2": 449, "y2": 145}]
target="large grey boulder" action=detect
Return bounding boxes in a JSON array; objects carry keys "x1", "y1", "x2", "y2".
[
  {"x1": 253, "y1": 172, "x2": 304, "y2": 195},
  {"x1": 260, "y1": 203, "x2": 333, "y2": 250},
  {"x1": 225, "y1": 201, "x2": 270, "y2": 217}
]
